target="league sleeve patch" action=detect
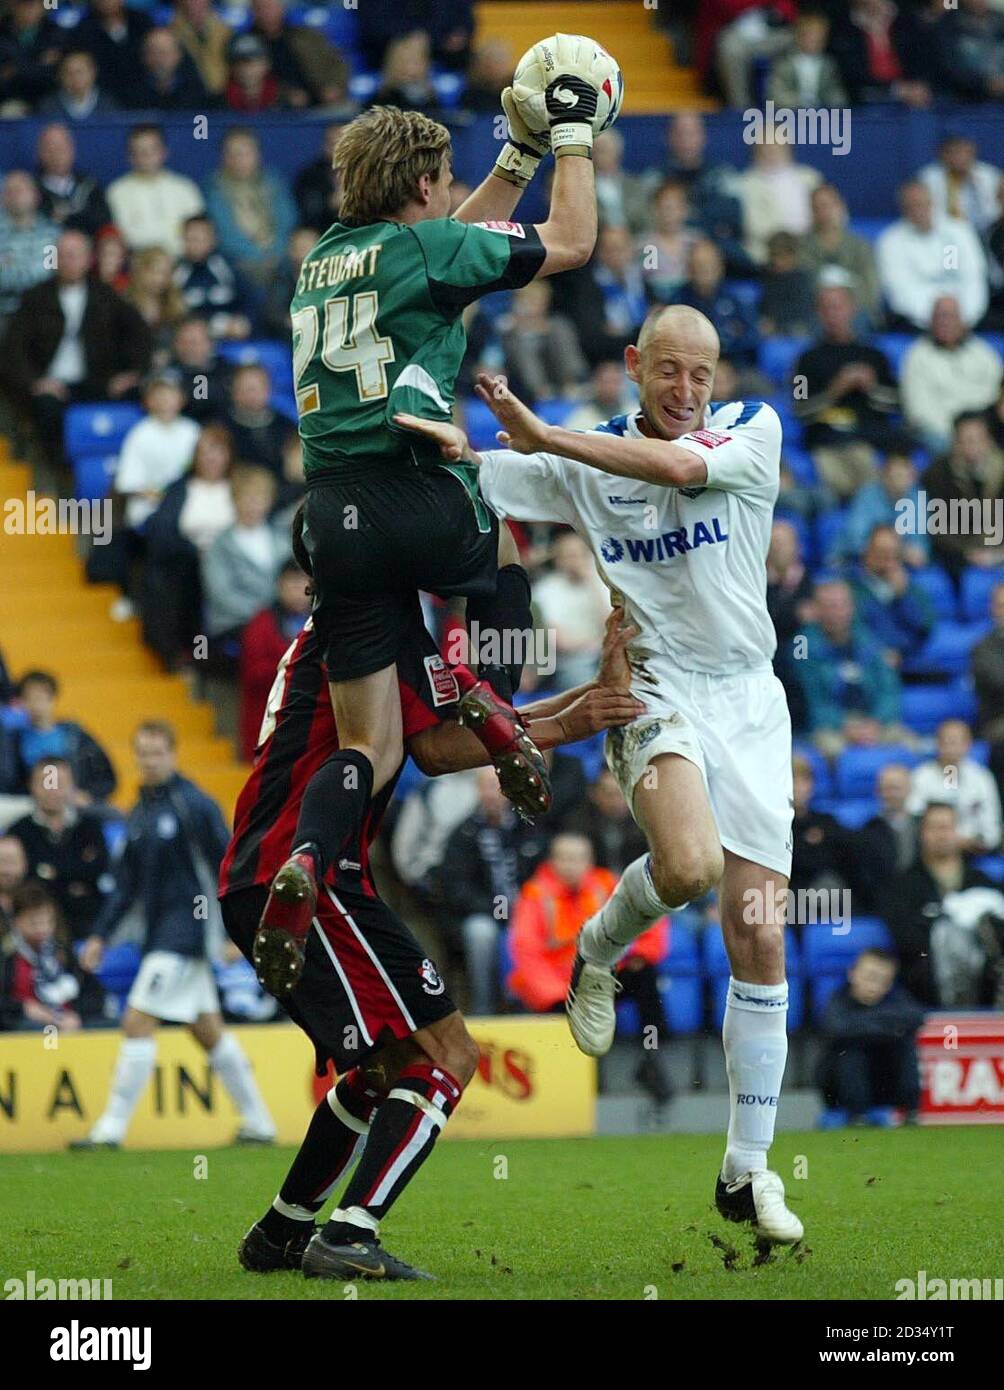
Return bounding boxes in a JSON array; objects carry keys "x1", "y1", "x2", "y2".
[
  {"x1": 687, "y1": 429, "x2": 733, "y2": 448},
  {"x1": 475, "y1": 220, "x2": 527, "y2": 237},
  {"x1": 424, "y1": 654, "x2": 460, "y2": 707}
]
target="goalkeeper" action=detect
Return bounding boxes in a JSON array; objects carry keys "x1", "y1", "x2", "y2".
[{"x1": 255, "y1": 38, "x2": 617, "y2": 998}]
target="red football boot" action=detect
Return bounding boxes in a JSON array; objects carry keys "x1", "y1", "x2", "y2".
[
  {"x1": 457, "y1": 679, "x2": 552, "y2": 823},
  {"x1": 253, "y1": 850, "x2": 318, "y2": 998}
]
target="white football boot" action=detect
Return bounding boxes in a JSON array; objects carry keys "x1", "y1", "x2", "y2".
[
  {"x1": 565, "y1": 949, "x2": 621, "y2": 1056},
  {"x1": 715, "y1": 1169, "x2": 804, "y2": 1245}
]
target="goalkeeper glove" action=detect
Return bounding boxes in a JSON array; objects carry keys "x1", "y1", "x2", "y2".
[{"x1": 493, "y1": 86, "x2": 550, "y2": 188}]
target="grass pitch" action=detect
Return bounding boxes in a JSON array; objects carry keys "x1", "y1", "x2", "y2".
[{"x1": 5, "y1": 1128, "x2": 1001, "y2": 1300}]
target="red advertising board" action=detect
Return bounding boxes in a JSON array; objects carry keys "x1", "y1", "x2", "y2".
[{"x1": 918, "y1": 1013, "x2": 1004, "y2": 1125}]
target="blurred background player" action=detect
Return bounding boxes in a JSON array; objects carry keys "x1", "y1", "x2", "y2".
[{"x1": 71, "y1": 721, "x2": 274, "y2": 1148}]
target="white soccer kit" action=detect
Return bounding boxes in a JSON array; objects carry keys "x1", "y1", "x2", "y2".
[{"x1": 478, "y1": 400, "x2": 794, "y2": 877}]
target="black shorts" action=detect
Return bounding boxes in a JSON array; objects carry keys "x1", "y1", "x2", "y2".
[
  {"x1": 221, "y1": 884, "x2": 457, "y2": 1075},
  {"x1": 302, "y1": 461, "x2": 499, "y2": 680}
]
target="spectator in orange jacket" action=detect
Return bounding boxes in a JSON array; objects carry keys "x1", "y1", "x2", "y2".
[{"x1": 508, "y1": 832, "x2": 673, "y2": 1103}]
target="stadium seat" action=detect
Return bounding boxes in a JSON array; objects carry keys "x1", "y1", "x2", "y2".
[
  {"x1": 794, "y1": 741, "x2": 834, "y2": 799},
  {"x1": 781, "y1": 445, "x2": 816, "y2": 488},
  {"x1": 657, "y1": 921, "x2": 702, "y2": 1034},
  {"x1": 72, "y1": 452, "x2": 120, "y2": 503},
  {"x1": 64, "y1": 403, "x2": 143, "y2": 461},
  {"x1": 902, "y1": 621, "x2": 990, "y2": 678},
  {"x1": 974, "y1": 856, "x2": 1004, "y2": 883},
  {"x1": 834, "y1": 745, "x2": 921, "y2": 798},
  {"x1": 960, "y1": 566, "x2": 1004, "y2": 622},
  {"x1": 93, "y1": 941, "x2": 142, "y2": 1008},
  {"x1": 349, "y1": 72, "x2": 380, "y2": 103},
  {"x1": 432, "y1": 72, "x2": 465, "y2": 109},
  {"x1": 900, "y1": 682, "x2": 970, "y2": 734},
  {"x1": 874, "y1": 333, "x2": 914, "y2": 376},
  {"x1": 757, "y1": 335, "x2": 809, "y2": 387},
  {"x1": 802, "y1": 916, "x2": 894, "y2": 1022},
  {"x1": 216, "y1": 339, "x2": 293, "y2": 394},
  {"x1": 723, "y1": 278, "x2": 761, "y2": 312},
  {"x1": 536, "y1": 398, "x2": 577, "y2": 427},
  {"x1": 288, "y1": 2, "x2": 360, "y2": 55},
  {"x1": 847, "y1": 217, "x2": 891, "y2": 243},
  {"x1": 911, "y1": 566, "x2": 956, "y2": 619},
  {"x1": 815, "y1": 797, "x2": 879, "y2": 830},
  {"x1": 814, "y1": 507, "x2": 847, "y2": 565},
  {"x1": 460, "y1": 395, "x2": 502, "y2": 450}
]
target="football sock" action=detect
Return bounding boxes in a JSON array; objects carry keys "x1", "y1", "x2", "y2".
[
  {"x1": 322, "y1": 1063, "x2": 462, "y2": 1242},
  {"x1": 721, "y1": 977, "x2": 789, "y2": 1182},
  {"x1": 467, "y1": 563, "x2": 533, "y2": 703},
  {"x1": 207, "y1": 1033, "x2": 275, "y2": 1139},
  {"x1": 261, "y1": 1070, "x2": 382, "y2": 1241},
  {"x1": 89, "y1": 1036, "x2": 157, "y2": 1143},
  {"x1": 291, "y1": 749, "x2": 374, "y2": 878},
  {"x1": 579, "y1": 854, "x2": 674, "y2": 967}
]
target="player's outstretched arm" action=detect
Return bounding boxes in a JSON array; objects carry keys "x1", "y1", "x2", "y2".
[
  {"x1": 453, "y1": 89, "x2": 549, "y2": 226},
  {"x1": 408, "y1": 609, "x2": 644, "y2": 777},
  {"x1": 475, "y1": 372, "x2": 709, "y2": 488}
]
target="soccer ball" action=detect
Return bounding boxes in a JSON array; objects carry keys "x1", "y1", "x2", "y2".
[{"x1": 512, "y1": 34, "x2": 624, "y2": 137}]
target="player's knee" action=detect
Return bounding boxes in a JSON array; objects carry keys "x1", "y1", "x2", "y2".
[{"x1": 651, "y1": 845, "x2": 723, "y2": 906}]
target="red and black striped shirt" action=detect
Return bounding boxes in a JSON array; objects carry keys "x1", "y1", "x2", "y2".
[{"x1": 218, "y1": 616, "x2": 466, "y2": 899}]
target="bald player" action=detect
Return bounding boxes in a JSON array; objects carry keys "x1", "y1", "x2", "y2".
[{"x1": 396, "y1": 304, "x2": 802, "y2": 1246}]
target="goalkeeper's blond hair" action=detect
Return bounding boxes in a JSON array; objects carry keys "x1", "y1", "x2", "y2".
[{"x1": 334, "y1": 106, "x2": 452, "y2": 224}]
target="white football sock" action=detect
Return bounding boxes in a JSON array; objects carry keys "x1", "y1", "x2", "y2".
[
  {"x1": 579, "y1": 854, "x2": 673, "y2": 967},
  {"x1": 90, "y1": 1036, "x2": 157, "y2": 1143},
  {"x1": 209, "y1": 1033, "x2": 276, "y2": 1138},
  {"x1": 721, "y1": 977, "x2": 789, "y2": 1182}
]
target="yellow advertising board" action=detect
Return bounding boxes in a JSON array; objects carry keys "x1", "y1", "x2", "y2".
[{"x1": 0, "y1": 1017, "x2": 595, "y2": 1153}]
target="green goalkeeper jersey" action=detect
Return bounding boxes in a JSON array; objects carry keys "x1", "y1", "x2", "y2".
[{"x1": 291, "y1": 216, "x2": 545, "y2": 476}]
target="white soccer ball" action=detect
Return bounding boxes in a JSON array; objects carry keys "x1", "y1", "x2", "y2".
[{"x1": 511, "y1": 33, "x2": 624, "y2": 137}]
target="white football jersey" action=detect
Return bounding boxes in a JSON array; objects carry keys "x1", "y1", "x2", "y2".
[{"x1": 478, "y1": 400, "x2": 781, "y2": 677}]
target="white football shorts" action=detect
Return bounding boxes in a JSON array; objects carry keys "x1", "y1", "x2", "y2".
[
  {"x1": 604, "y1": 660, "x2": 794, "y2": 878},
  {"x1": 127, "y1": 950, "x2": 220, "y2": 1023}
]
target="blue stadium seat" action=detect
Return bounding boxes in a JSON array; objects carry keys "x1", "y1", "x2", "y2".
[
  {"x1": 974, "y1": 856, "x2": 1004, "y2": 883},
  {"x1": 874, "y1": 333, "x2": 914, "y2": 376},
  {"x1": 349, "y1": 72, "x2": 380, "y2": 103},
  {"x1": 815, "y1": 506, "x2": 848, "y2": 564},
  {"x1": 724, "y1": 278, "x2": 761, "y2": 312},
  {"x1": 900, "y1": 683, "x2": 967, "y2": 734},
  {"x1": 64, "y1": 403, "x2": 143, "y2": 460},
  {"x1": 216, "y1": 339, "x2": 293, "y2": 393},
  {"x1": 960, "y1": 566, "x2": 1004, "y2": 622},
  {"x1": 834, "y1": 745, "x2": 921, "y2": 798},
  {"x1": 94, "y1": 942, "x2": 142, "y2": 1008},
  {"x1": 72, "y1": 452, "x2": 120, "y2": 503},
  {"x1": 781, "y1": 445, "x2": 815, "y2": 487},
  {"x1": 847, "y1": 217, "x2": 891, "y2": 243},
  {"x1": 819, "y1": 797, "x2": 880, "y2": 830},
  {"x1": 803, "y1": 916, "x2": 894, "y2": 1022},
  {"x1": 432, "y1": 72, "x2": 465, "y2": 110},
  {"x1": 51, "y1": 5, "x2": 82, "y2": 27},
  {"x1": 794, "y1": 741, "x2": 834, "y2": 798},
  {"x1": 912, "y1": 566, "x2": 956, "y2": 619},
  {"x1": 102, "y1": 817, "x2": 128, "y2": 858},
  {"x1": 902, "y1": 620, "x2": 990, "y2": 678},
  {"x1": 537, "y1": 398, "x2": 577, "y2": 427},
  {"x1": 288, "y1": 3, "x2": 360, "y2": 53},
  {"x1": 460, "y1": 395, "x2": 501, "y2": 450},
  {"x1": 657, "y1": 921, "x2": 702, "y2": 1034},
  {"x1": 970, "y1": 739, "x2": 989, "y2": 765},
  {"x1": 757, "y1": 335, "x2": 809, "y2": 386}
]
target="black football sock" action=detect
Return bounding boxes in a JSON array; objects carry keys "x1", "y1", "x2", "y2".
[
  {"x1": 259, "y1": 1070, "x2": 382, "y2": 1241},
  {"x1": 467, "y1": 563, "x2": 533, "y2": 704},
  {"x1": 322, "y1": 1063, "x2": 463, "y2": 1243},
  {"x1": 291, "y1": 749, "x2": 374, "y2": 878}
]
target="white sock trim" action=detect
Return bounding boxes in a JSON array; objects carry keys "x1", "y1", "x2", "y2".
[
  {"x1": 330, "y1": 1205, "x2": 379, "y2": 1235},
  {"x1": 327, "y1": 1086, "x2": 371, "y2": 1135},
  {"x1": 272, "y1": 1197, "x2": 316, "y2": 1222},
  {"x1": 727, "y1": 977, "x2": 788, "y2": 1011},
  {"x1": 387, "y1": 1087, "x2": 447, "y2": 1128}
]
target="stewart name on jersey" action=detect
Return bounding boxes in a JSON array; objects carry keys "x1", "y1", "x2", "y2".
[{"x1": 291, "y1": 217, "x2": 545, "y2": 475}]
